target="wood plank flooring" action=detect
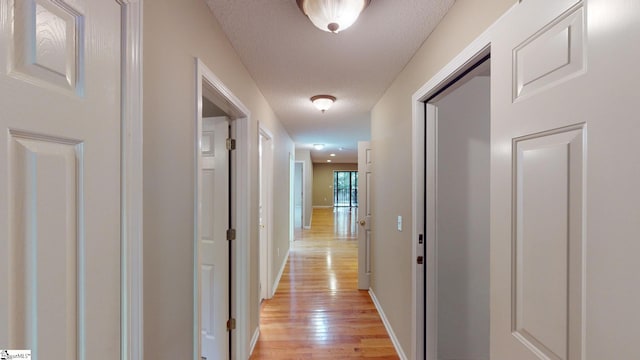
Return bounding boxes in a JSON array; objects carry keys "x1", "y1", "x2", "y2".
[{"x1": 250, "y1": 207, "x2": 399, "y2": 359}]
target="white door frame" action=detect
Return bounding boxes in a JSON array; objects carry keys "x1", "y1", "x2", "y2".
[
  {"x1": 259, "y1": 126, "x2": 274, "y2": 299},
  {"x1": 289, "y1": 153, "x2": 295, "y2": 243},
  {"x1": 120, "y1": 1, "x2": 144, "y2": 360},
  {"x1": 195, "y1": 58, "x2": 252, "y2": 360},
  {"x1": 294, "y1": 160, "x2": 305, "y2": 231},
  {"x1": 357, "y1": 141, "x2": 372, "y2": 290},
  {"x1": 410, "y1": 26, "x2": 495, "y2": 360}
]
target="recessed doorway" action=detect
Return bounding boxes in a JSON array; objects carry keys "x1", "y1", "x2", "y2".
[
  {"x1": 428, "y1": 59, "x2": 490, "y2": 360},
  {"x1": 412, "y1": 46, "x2": 491, "y2": 359},
  {"x1": 195, "y1": 59, "x2": 252, "y2": 360}
]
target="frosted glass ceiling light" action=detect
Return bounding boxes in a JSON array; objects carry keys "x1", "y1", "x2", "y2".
[
  {"x1": 297, "y1": 0, "x2": 370, "y2": 33},
  {"x1": 311, "y1": 95, "x2": 336, "y2": 112}
]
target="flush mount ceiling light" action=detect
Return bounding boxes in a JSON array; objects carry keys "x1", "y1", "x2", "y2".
[
  {"x1": 310, "y1": 95, "x2": 336, "y2": 113},
  {"x1": 297, "y1": 0, "x2": 370, "y2": 33},
  {"x1": 314, "y1": 144, "x2": 325, "y2": 150}
]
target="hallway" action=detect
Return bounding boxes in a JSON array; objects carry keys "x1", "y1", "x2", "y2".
[{"x1": 251, "y1": 208, "x2": 398, "y2": 359}]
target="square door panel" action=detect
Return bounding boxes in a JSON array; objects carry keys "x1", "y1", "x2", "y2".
[
  {"x1": 11, "y1": 0, "x2": 84, "y2": 94},
  {"x1": 512, "y1": 124, "x2": 585, "y2": 360},
  {"x1": 8, "y1": 130, "x2": 84, "y2": 359},
  {"x1": 513, "y1": 5, "x2": 585, "y2": 101}
]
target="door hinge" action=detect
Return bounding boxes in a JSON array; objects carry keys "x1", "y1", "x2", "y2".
[
  {"x1": 226, "y1": 138, "x2": 236, "y2": 150},
  {"x1": 226, "y1": 228, "x2": 236, "y2": 241},
  {"x1": 226, "y1": 318, "x2": 236, "y2": 331}
]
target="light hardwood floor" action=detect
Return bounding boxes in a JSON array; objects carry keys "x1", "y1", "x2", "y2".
[{"x1": 250, "y1": 207, "x2": 399, "y2": 359}]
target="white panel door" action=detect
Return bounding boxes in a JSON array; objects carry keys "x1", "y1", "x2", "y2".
[
  {"x1": 491, "y1": 0, "x2": 640, "y2": 359},
  {"x1": 200, "y1": 117, "x2": 229, "y2": 359},
  {"x1": 0, "y1": 0, "x2": 122, "y2": 358},
  {"x1": 357, "y1": 141, "x2": 372, "y2": 290}
]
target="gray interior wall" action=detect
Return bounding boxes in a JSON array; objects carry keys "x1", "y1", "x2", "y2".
[{"x1": 436, "y1": 76, "x2": 490, "y2": 360}]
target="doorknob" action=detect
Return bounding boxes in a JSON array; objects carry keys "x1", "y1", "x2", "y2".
[{"x1": 359, "y1": 219, "x2": 366, "y2": 226}]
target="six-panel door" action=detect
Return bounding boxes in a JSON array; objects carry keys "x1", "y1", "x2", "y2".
[
  {"x1": 0, "y1": 0, "x2": 122, "y2": 358},
  {"x1": 491, "y1": 0, "x2": 640, "y2": 358}
]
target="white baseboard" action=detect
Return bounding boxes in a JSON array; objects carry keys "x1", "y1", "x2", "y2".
[
  {"x1": 369, "y1": 289, "x2": 408, "y2": 360},
  {"x1": 305, "y1": 211, "x2": 313, "y2": 229},
  {"x1": 270, "y1": 248, "x2": 290, "y2": 298},
  {"x1": 249, "y1": 327, "x2": 260, "y2": 356}
]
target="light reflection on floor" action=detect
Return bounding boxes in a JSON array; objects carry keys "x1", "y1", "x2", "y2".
[{"x1": 251, "y1": 207, "x2": 399, "y2": 359}]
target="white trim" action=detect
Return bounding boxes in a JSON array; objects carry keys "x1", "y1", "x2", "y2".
[
  {"x1": 309, "y1": 211, "x2": 312, "y2": 226},
  {"x1": 411, "y1": 28, "x2": 488, "y2": 360},
  {"x1": 410, "y1": 6, "x2": 516, "y2": 358},
  {"x1": 249, "y1": 328, "x2": 260, "y2": 356},
  {"x1": 258, "y1": 126, "x2": 274, "y2": 301},
  {"x1": 233, "y1": 116, "x2": 252, "y2": 360},
  {"x1": 294, "y1": 160, "x2": 305, "y2": 233},
  {"x1": 369, "y1": 289, "x2": 408, "y2": 360},
  {"x1": 120, "y1": 1, "x2": 143, "y2": 360},
  {"x1": 270, "y1": 248, "x2": 290, "y2": 298},
  {"x1": 289, "y1": 153, "x2": 295, "y2": 243},
  {"x1": 195, "y1": 58, "x2": 252, "y2": 360}
]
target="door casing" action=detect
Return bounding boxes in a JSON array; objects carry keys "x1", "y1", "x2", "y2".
[
  {"x1": 294, "y1": 160, "x2": 305, "y2": 229},
  {"x1": 195, "y1": 58, "x2": 252, "y2": 360},
  {"x1": 357, "y1": 141, "x2": 372, "y2": 290},
  {"x1": 410, "y1": 14, "x2": 508, "y2": 359},
  {"x1": 121, "y1": 1, "x2": 144, "y2": 360}
]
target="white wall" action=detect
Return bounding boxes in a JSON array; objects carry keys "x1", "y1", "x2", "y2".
[
  {"x1": 295, "y1": 149, "x2": 313, "y2": 228},
  {"x1": 370, "y1": 0, "x2": 515, "y2": 356},
  {"x1": 143, "y1": 0, "x2": 294, "y2": 357},
  {"x1": 435, "y1": 76, "x2": 490, "y2": 360}
]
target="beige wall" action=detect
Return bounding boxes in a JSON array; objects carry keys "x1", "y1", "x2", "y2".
[
  {"x1": 143, "y1": 0, "x2": 294, "y2": 358},
  {"x1": 369, "y1": 0, "x2": 515, "y2": 357},
  {"x1": 312, "y1": 163, "x2": 358, "y2": 207},
  {"x1": 295, "y1": 150, "x2": 314, "y2": 227}
]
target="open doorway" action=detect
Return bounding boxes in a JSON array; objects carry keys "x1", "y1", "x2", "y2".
[
  {"x1": 412, "y1": 44, "x2": 491, "y2": 359},
  {"x1": 195, "y1": 59, "x2": 252, "y2": 360},
  {"x1": 333, "y1": 170, "x2": 358, "y2": 207},
  {"x1": 293, "y1": 162, "x2": 304, "y2": 231},
  {"x1": 427, "y1": 59, "x2": 490, "y2": 360},
  {"x1": 197, "y1": 79, "x2": 231, "y2": 360}
]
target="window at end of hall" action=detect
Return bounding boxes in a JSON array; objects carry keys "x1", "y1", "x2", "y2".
[{"x1": 333, "y1": 171, "x2": 358, "y2": 207}]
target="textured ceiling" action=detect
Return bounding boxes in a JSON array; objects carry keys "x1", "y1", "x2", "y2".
[{"x1": 205, "y1": 0, "x2": 455, "y2": 162}]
